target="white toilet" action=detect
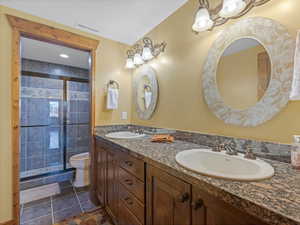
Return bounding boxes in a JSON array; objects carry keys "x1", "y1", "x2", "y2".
[{"x1": 70, "y1": 152, "x2": 91, "y2": 187}]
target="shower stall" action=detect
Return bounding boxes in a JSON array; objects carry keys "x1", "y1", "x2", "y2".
[{"x1": 20, "y1": 44, "x2": 91, "y2": 180}]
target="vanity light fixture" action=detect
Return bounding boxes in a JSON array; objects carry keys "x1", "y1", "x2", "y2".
[
  {"x1": 192, "y1": 0, "x2": 271, "y2": 33},
  {"x1": 125, "y1": 37, "x2": 166, "y2": 69},
  {"x1": 125, "y1": 50, "x2": 136, "y2": 69}
]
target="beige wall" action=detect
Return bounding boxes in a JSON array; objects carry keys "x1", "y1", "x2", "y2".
[
  {"x1": 217, "y1": 45, "x2": 265, "y2": 110},
  {"x1": 132, "y1": 0, "x2": 300, "y2": 144},
  {"x1": 0, "y1": 6, "x2": 131, "y2": 222}
]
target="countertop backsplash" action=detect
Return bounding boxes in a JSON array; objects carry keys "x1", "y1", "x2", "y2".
[{"x1": 94, "y1": 124, "x2": 292, "y2": 163}]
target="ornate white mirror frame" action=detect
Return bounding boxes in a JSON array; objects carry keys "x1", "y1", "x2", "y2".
[
  {"x1": 133, "y1": 65, "x2": 159, "y2": 120},
  {"x1": 203, "y1": 17, "x2": 295, "y2": 127}
]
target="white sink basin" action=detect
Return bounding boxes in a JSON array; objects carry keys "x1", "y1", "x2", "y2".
[
  {"x1": 105, "y1": 131, "x2": 145, "y2": 139},
  {"x1": 175, "y1": 149, "x2": 274, "y2": 181}
]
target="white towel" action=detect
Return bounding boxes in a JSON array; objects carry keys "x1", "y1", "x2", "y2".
[
  {"x1": 144, "y1": 91, "x2": 152, "y2": 109},
  {"x1": 107, "y1": 87, "x2": 119, "y2": 110}
]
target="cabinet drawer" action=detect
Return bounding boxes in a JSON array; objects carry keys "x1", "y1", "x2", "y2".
[
  {"x1": 119, "y1": 183, "x2": 144, "y2": 224},
  {"x1": 119, "y1": 167, "x2": 144, "y2": 203},
  {"x1": 118, "y1": 151, "x2": 145, "y2": 181},
  {"x1": 118, "y1": 201, "x2": 142, "y2": 225}
]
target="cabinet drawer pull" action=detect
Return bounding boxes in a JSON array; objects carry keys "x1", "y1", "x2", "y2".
[
  {"x1": 124, "y1": 197, "x2": 133, "y2": 205},
  {"x1": 179, "y1": 192, "x2": 190, "y2": 203},
  {"x1": 192, "y1": 199, "x2": 204, "y2": 210},
  {"x1": 124, "y1": 179, "x2": 133, "y2": 186},
  {"x1": 125, "y1": 161, "x2": 133, "y2": 167}
]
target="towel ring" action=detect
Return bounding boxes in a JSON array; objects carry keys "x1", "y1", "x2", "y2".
[
  {"x1": 107, "y1": 80, "x2": 120, "y2": 90},
  {"x1": 144, "y1": 84, "x2": 152, "y2": 92}
]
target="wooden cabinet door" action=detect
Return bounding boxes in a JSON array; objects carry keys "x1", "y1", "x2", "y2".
[
  {"x1": 106, "y1": 150, "x2": 119, "y2": 223},
  {"x1": 191, "y1": 187, "x2": 206, "y2": 225},
  {"x1": 96, "y1": 146, "x2": 106, "y2": 205},
  {"x1": 192, "y1": 187, "x2": 267, "y2": 225},
  {"x1": 147, "y1": 165, "x2": 191, "y2": 225}
]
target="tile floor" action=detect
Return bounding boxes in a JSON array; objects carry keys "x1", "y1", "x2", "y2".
[{"x1": 20, "y1": 181, "x2": 98, "y2": 225}]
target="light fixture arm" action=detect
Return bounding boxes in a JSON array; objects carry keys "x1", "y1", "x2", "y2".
[
  {"x1": 193, "y1": 0, "x2": 272, "y2": 33},
  {"x1": 143, "y1": 37, "x2": 154, "y2": 48},
  {"x1": 199, "y1": 0, "x2": 210, "y2": 9}
]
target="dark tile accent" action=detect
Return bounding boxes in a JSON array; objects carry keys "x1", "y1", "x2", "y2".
[
  {"x1": 20, "y1": 178, "x2": 44, "y2": 191},
  {"x1": 20, "y1": 171, "x2": 75, "y2": 189},
  {"x1": 21, "y1": 198, "x2": 51, "y2": 223},
  {"x1": 53, "y1": 205, "x2": 82, "y2": 223},
  {"x1": 22, "y1": 59, "x2": 89, "y2": 80}
]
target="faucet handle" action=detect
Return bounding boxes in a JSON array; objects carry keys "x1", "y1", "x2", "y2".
[
  {"x1": 212, "y1": 144, "x2": 222, "y2": 152},
  {"x1": 244, "y1": 146, "x2": 256, "y2": 160},
  {"x1": 224, "y1": 144, "x2": 238, "y2": 156}
]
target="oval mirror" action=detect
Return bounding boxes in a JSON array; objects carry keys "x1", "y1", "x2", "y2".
[
  {"x1": 133, "y1": 65, "x2": 158, "y2": 120},
  {"x1": 216, "y1": 38, "x2": 271, "y2": 110},
  {"x1": 202, "y1": 17, "x2": 294, "y2": 127}
]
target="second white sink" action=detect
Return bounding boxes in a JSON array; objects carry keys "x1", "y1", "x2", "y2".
[
  {"x1": 175, "y1": 149, "x2": 274, "y2": 181},
  {"x1": 105, "y1": 131, "x2": 145, "y2": 139}
]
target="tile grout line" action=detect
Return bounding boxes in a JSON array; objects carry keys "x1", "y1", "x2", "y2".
[
  {"x1": 73, "y1": 183, "x2": 84, "y2": 213},
  {"x1": 50, "y1": 196, "x2": 55, "y2": 224}
]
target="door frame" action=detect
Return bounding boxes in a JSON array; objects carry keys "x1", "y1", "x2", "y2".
[{"x1": 7, "y1": 15, "x2": 99, "y2": 225}]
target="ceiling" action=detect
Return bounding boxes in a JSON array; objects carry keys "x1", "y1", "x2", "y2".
[
  {"x1": 21, "y1": 37, "x2": 90, "y2": 69},
  {"x1": 0, "y1": 0, "x2": 188, "y2": 45}
]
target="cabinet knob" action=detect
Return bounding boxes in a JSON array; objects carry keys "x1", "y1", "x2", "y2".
[
  {"x1": 124, "y1": 197, "x2": 133, "y2": 205},
  {"x1": 124, "y1": 179, "x2": 133, "y2": 186},
  {"x1": 125, "y1": 161, "x2": 133, "y2": 167},
  {"x1": 192, "y1": 199, "x2": 204, "y2": 210},
  {"x1": 179, "y1": 192, "x2": 190, "y2": 203}
]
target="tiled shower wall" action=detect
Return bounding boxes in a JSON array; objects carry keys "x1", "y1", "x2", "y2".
[{"x1": 20, "y1": 59, "x2": 90, "y2": 178}]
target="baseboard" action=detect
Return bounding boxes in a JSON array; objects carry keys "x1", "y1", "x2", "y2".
[{"x1": 0, "y1": 219, "x2": 15, "y2": 225}]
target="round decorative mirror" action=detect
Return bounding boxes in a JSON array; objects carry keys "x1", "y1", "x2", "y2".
[
  {"x1": 216, "y1": 38, "x2": 271, "y2": 110},
  {"x1": 133, "y1": 65, "x2": 158, "y2": 120},
  {"x1": 203, "y1": 17, "x2": 295, "y2": 127}
]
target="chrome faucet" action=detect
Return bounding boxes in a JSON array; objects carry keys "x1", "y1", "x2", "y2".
[
  {"x1": 213, "y1": 143, "x2": 237, "y2": 155},
  {"x1": 135, "y1": 129, "x2": 144, "y2": 134},
  {"x1": 224, "y1": 144, "x2": 238, "y2": 156}
]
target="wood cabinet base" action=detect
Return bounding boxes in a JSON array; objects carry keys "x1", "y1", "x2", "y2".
[{"x1": 94, "y1": 137, "x2": 268, "y2": 225}]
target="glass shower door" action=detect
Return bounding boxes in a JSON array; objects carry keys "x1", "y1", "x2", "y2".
[
  {"x1": 20, "y1": 76, "x2": 64, "y2": 178},
  {"x1": 66, "y1": 81, "x2": 90, "y2": 168}
]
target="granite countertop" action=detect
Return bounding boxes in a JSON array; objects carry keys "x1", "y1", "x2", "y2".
[{"x1": 94, "y1": 129, "x2": 300, "y2": 225}]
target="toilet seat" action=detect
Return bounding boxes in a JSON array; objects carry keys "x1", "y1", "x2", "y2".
[{"x1": 70, "y1": 152, "x2": 90, "y2": 161}]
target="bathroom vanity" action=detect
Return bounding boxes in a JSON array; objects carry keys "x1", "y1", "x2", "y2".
[{"x1": 91, "y1": 127, "x2": 300, "y2": 225}]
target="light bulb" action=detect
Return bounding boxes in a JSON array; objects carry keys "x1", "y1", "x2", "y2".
[
  {"x1": 133, "y1": 53, "x2": 144, "y2": 65},
  {"x1": 125, "y1": 58, "x2": 135, "y2": 69},
  {"x1": 192, "y1": 8, "x2": 214, "y2": 32},
  {"x1": 142, "y1": 47, "x2": 154, "y2": 61},
  {"x1": 219, "y1": 0, "x2": 247, "y2": 18},
  {"x1": 60, "y1": 54, "x2": 69, "y2": 58}
]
